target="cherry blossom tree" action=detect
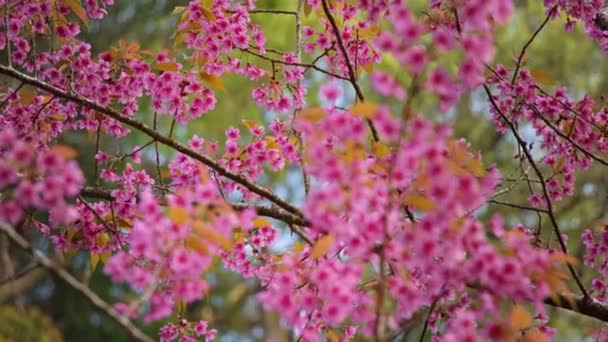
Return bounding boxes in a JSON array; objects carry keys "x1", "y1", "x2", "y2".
[{"x1": 2, "y1": 0, "x2": 608, "y2": 341}]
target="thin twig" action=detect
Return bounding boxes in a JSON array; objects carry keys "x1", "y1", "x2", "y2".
[
  {"x1": 319, "y1": 0, "x2": 379, "y2": 141},
  {"x1": 0, "y1": 222, "x2": 154, "y2": 342},
  {"x1": 484, "y1": 84, "x2": 589, "y2": 298},
  {"x1": 0, "y1": 82, "x2": 23, "y2": 108},
  {"x1": 488, "y1": 199, "x2": 549, "y2": 213},
  {"x1": 511, "y1": 7, "x2": 555, "y2": 84},
  {"x1": 418, "y1": 295, "x2": 440, "y2": 342},
  {"x1": 153, "y1": 112, "x2": 166, "y2": 195},
  {"x1": 241, "y1": 48, "x2": 349, "y2": 81}
]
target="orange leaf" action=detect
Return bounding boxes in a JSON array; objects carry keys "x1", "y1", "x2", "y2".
[
  {"x1": 372, "y1": 141, "x2": 390, "y2": 158},
  {"x1": 447, "y1": 140, "x2": 485, "y2": 177},
  {"x1": 200, "y1": 72, "x2": 224, "y2": 91},
  {"x1": 524, "y1": 330, "x2": 550, "y2": 342},
  {"x1": 327, "y1": 329, "x2": 340, "y2": 342},
  {"x1": 304, "y1": 2, "x2": 313, "y2": 17},
  {"x1": 529, "y1": 68, "x2": 556, "y2": 86},
  {"x1": 293, "y1": 241, "x2": 306, "y2": 253},
  {"x1": 96, "y1": 233, "x2": 110, "y2": 246},
  {"x1": 252, "y1": 217, "x2": 271, "y2": 228},
  {"x1": 51, "y1": 145, "x2": 78, "y2": 159},
  {"x1": 202, "y1": 8, "x2": 216, "y2": 22},
  {"x1": 185, "y1": 235, "x2": 210, "y2": 255},
  {"x1": 349, "y1": 102, "x2": 378, "y2": 119},
  {"x1": 18, "y1": 87, "x2": 37, "y2": 105},
  {"x1": 358, "y1": 25, "x2": 380, "y2": 40},
  {"x1": 549, "y1": 252, "x2": 578, "y2": 265},
  {"x1": 242, "y1": 120, "x2": 258, "y2": 130},
  {"x1": 169, "y1": 206, "x2": 189, "y2": 225},
  {"x1": 310, "y1": 234, "x2": 334, "y2": 260},
  {"x1": 153, "y1": 62, "x2": 179, "y2": 72},
  {"x1": 403, "y1": 193, "x2": 435, "y2": 211},
  {"x1": 192, "y1": 220, "x2": 232, "y2": 251},
  {"x1": 198, "y1": 164, "x2": 211, "y2": 184},
  {"x1": 64, "y1": 0, "x2": 89, "y2": 28},
  {"x1": 510, "y1": 305, "x2": 533, "y2": 331},
  {"x1": 361, "y1": 63, "x2": 374, "y2": 74},
  {"x1": 265, "y1": 136, "x2": 280, "y2": 150},
  {"x1": 298, "y1": 107, "x2": 326, "y2": 123}
]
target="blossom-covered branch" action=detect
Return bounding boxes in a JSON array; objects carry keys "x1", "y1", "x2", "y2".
[{"x1": 0, "y1": 64, "x2": 303, "y2": 219}]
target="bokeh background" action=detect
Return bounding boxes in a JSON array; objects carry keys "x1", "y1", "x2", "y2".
[{"x1": 1, "y1": 0, "x2": 607, "y2": 341}]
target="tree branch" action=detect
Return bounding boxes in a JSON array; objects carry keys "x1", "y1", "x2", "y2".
[
  {"x1": 319, "y1": 0, "x2": 379, "y2": 141},
  {"x1": 483, "y1": 84, "x2": 589, "y2": 298},
  {"x1": 0, "y1": 64, "x2": 303, "y2": 220},
  {"x1": 0, "y1": 222, "x2": 154, "y2": 342},
  {"x1": 79, "y1": 187, "x2": 312, "y2": 242},
  {"x1": 545, "y1": 293, "x2": 608, "y2": 323}
]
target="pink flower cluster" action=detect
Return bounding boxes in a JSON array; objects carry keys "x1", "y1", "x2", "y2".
[
  {"x1": 159, "y1": 319, "x2": 216, "y2": 342},
  {"x1": 370, "y1": 1, "x2": 512, "y2": 112},
  {"x1": 0, "y1": 129, "x2": 84, "y2": 227},
  {"x1": 487, "y1": 66, "x2": 608, "y2": 205}
]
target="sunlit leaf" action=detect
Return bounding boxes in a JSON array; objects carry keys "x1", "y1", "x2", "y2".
[
  {"x1": 202, "y1": 8, "x2": 216, "y2": 22},
  {"x1": 18, "y1": 87, "x2": 37, "y2": 105},
  {"x1": 172, "y1": 6, "x2": 186, "y2": 15},
  {"x1": 340, "y1": 141, "x2": 366, "y2": 163},
  {"x1": 549, "y1": 252, "x2": 578, "y2": 265},
  {"x1": 201, "y1": 0, "x2": 213, "y2": 9},
  {"x1": 403, "y1": 193, "x2": 436, "y2": 211},
  {"x1": 265, "y1": 136, "x2": 280, "y2": 150},
  {"x1": 361, "y1": 63, "x2": 374, "y2": 73},
  {"x1": 298, "y1": 107, "x2": 326, "y2": 123},
  {"x1": 169, "y1": 206, "x2": 189, "y2": 225},
  {"x1": 294, "y1": 241, "x2": 306, "y2": 252},
  {"x1": 510, "y1": 305, "x2": 533, "y2": 331},
  {"x1": 64, "y1": 0, "x2": 89, "y2": 28},
  {"x1": 198, "y1": 164, "x2": 211, "y2": 184},
  {"x1": 327, "y1": 329, "x2": 340, "y2": 342},
  {"x1": 175, "y1": 300, "x2": 186, "y2": 316},
  {"x1": 529, "y1": 68, "x2": 556, "y2": 86},
  {"x1": 200, "y1": 72, "x2": 225, "y2": 91},
  {"x1": 51, "y1": 145, "x2": 78, "y2": 159},
  {"x1": 96, "y1": 233, "x2": 110, "y2": 246},
  {"x1": 242, "y1": 120, "x2": 258, "y2": 130},
  {"x1": 185, "y1": 235, "x2": 210, "y2": 255},
  {"x1": 310, "y1": 234, "x2": 334, "y2": 260},
  {"x1": 253, "y1": 217, "x2": 271, "y2": 228},
  {"x1": 192, "y1": 220, "x2": 232, "y2": 251},
  {"x1": 358, "y1": 25, "x2": 380, "y2": 40},
  {"x1": 372, "y1": 141, "x2": 390, "y2": 158},
  {"x1": 447, "y1": 140, "x2": 485, "y2": 177},
  {"x1": 100, "y1": 251, "x2": 111, "y2": 263},
  {"x1": 349, "y1": 102, "x2": 378, "y2": 119},
  {"x1": 524, "y1": 330, "x2": 550, "y2": 342},
  {"x1": 90, "y1": 253, "x2": 100, "y2": 272},
  {"x1": 304, "y1": 2, "x2": 313, "y2": 17},
  {"x1": 153, "y1": 62, "x2": 179, "y2": 72}
]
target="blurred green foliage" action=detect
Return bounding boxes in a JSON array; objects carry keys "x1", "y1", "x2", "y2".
[{"x1": 0, "y1": 305, "x2": 63, "y2": 342}]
